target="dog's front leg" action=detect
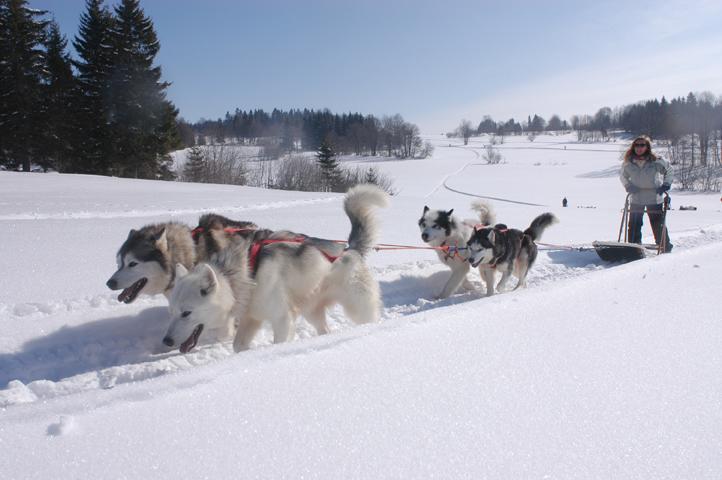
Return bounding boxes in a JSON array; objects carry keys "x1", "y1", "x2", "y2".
[
  {"x1": 495, "y1": 268, "x2": 513, "y2": 292},
  {"x1": 480, "y1": 267, "x2": 496, "y2": 296},
  {"x1": 439, "y1": 262, "x2": 469, "y2": 298},
  {"x1": 233, "y1": 315, "x2": 262, "y2": 352},
  {"x1": 303, "y1": 301, "x2": 330, "y2": 335},
  {"x1": 271, "y1": 311, "x2": 293, "y2": 344}
]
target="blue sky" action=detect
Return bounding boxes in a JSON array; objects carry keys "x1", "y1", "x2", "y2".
[{"x1": 36, "y1": 0, "x2": 722, "y2": 132}]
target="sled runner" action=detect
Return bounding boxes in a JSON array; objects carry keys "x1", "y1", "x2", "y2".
[{"x1": 593, "y1": 192, "x2": 670, "y2": 262}]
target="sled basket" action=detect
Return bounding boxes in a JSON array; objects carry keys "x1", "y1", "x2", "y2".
[
  {"x1": 592, "y1": 241, "x2": 646, "y2": 262},
  {"x1": 593, "y1": 192, "x2": 671, "y2": 262}
]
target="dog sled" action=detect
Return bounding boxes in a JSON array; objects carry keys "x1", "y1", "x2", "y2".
[{"x1": 592, "y1": 192, "x2": 670, "y2": 262}]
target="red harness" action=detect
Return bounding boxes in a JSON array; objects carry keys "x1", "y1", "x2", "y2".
[
  {"x1": 191, "y1": 226, "x2": 340, "y2": 272},
  {"x1": 248, "y1": 236, "x2": 341, "y2": 273}
]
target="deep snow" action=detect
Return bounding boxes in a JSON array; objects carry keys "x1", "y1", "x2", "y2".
[{"x1": 1, "y1": 134, "x2": 721, "y2": 479}]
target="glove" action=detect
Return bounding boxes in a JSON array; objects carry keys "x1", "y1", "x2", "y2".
[
  {"x1": 625, "y1": 185, "x2": 640, "y2": 194},
  {"x1": 656, "y1": 184, "x2": 671, "y2": 194}
]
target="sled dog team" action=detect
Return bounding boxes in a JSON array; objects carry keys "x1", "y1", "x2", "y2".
[{"x1": 106, "y1": 184, "x2": 556, "y2": 354}]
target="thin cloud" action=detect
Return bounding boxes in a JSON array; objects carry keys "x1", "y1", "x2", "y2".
[{"x1": 427, "y1": 33, "x2": 722, "y2": 132}]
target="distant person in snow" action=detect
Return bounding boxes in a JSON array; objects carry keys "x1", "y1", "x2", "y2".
[
  {"x1": 562, "y1": 197, "x2": 568, "y2": 207},
  {"x1": 619, "y1": 135, "x2": 673, "y2": 252}
]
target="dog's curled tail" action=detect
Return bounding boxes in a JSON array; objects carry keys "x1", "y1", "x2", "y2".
[
  {"x1": 470, "y1": 200, "x2": 496, "y2": 226},
  {"x1": 344, "y1": 184, "x2": 390, "y2": 256},
  {"x1": 524, "y1": 212, "x2": 558, "y2": 241}
]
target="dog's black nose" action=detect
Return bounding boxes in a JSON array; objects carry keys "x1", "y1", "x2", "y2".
[
  {"x1": 421, "y1": 233, "x2": 428, "y2": 242},
  {"x1": 162, "y1": 336, "x2": 174, "y2": 347},
  {"x1": 106, "y1": 279, "x2": 117, "y2": 290}
]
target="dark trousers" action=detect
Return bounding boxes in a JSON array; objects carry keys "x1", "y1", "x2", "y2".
[{"x1": 627, "y1": 203, "x2": 671, "y2": 250}]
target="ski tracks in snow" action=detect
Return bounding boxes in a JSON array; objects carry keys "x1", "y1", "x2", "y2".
[
  {"x1": 0, "y1": 196, "x2": 340, "y2": 221},
  {"x1": 428, "y1": 145, "x2": 548, "y2": 206}
]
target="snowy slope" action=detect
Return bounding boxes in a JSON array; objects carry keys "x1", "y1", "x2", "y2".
[{"x1": 1, "y1": 134, "x2": 721, "y2": 479}]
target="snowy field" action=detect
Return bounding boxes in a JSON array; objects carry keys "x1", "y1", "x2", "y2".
[{"x1": 1, "y1": 133, "x2": 721, "y2": 479}]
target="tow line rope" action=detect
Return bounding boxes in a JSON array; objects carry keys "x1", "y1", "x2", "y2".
[{"x1": 194, "y1": 227, "x2": 591, "y2": 255}]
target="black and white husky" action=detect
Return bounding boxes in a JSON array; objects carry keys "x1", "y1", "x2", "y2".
[
  {"x1": 105, "y1": 216, "x2": 257, "y2": 304},
  {"x1": 418, "y1": 201, "x2": 496, "y2": 298},
  {"x1": 161, "y1": 184, "x2": 389, "y2": 353},
  {"x1": 466, "y1": 213, "x2": 557, "y2": 296}
]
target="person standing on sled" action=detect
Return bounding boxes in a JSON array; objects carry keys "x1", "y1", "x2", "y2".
[{"x1": 619, "y1": 135, "x2": 673, "y2": 252}]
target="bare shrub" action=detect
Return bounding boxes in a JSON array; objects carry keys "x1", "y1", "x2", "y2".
[
  {"x1": 271, "y1": 156, "x2": 395, "y2": 194},
  {"x1": 273, "y1": 154, "x2": 324, "y2": 191},
  {"x1": 483, "y1": 144, "x2": 504, "y2": 164},
  {"x1": 667, "y1": 137, "x2": 721, "y2": 192},
  {"x1": 338, "y1": 166, "x2": 396, "y2": 195},
  {"x1": 203, "y1": 145, "x2": 248, "y2": 185},
  {"x1": 180, "y1": 145, "x2": 248, "y2": 185},
  {"x1": 419, "y1": 141, "x2": 435, "y2": 159}
]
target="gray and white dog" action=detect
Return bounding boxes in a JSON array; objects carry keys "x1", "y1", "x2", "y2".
[
  {"x1": 418, "y1": 200, "x2": 496, "y2": 298},
  {"x1": 105, "y1": 215, "x2": 257, "y2": 304},
  {"x1": 466, "y1": 213, "x2": 557, "y2": 296},
  {"x1": 162, "y1": 184, "x2": 390, "y2": 354},
  {"x1": 106, "y1": 223, "x2": 196, "y2": 304}
]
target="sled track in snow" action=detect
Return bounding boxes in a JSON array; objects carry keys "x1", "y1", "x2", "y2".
[
  {"x1": 2, "y1": 228, "x2": 722, "y2": 407},
  {"x1": 438, "y1": 154, "x2": 549, "y2": 207},
  {"x1": 0, "y1": 196, "x2": 340, "y2": 221}
]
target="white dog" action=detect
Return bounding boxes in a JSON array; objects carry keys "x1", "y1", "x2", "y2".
[
  {"x1": 162, "y1": 184, "x2": 389, "y2": 353},
  {"x1": 418, "y1": 200, "x2": 495, "y2": 298}
]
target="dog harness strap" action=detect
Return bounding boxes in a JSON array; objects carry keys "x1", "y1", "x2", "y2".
[
  {"x1": 443, "y1": 241, "x2": 467, "y2": 261},
  {"x1": 190, "y1": 226, "x2": 203, "y2": 240},
  {"x1": 248, "y1": 241, "x2": 264, "y2": 273},
  {"x1": 320, "y1": 251, "x2": 339, "y2": 263},
  {"x1": 248, "y1": 236, "x2": 339, "y2": 275}
]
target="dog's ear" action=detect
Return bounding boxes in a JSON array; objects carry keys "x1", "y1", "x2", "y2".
[
  {"x1": 153, "y1": 228, "x2": 168, "y2": 251},
  {"x1": 126, "y1": 229, "x2": 137, "y2": 240},
  {"x1": 175, "y1": 263, "x2": 189, "y2": 279},
  {"x1": 488, "y1": 230, "x2": 495, "y2": 244},
  {"x1": 199, "y1": 264, "x2": 217, "y2": 296},
  {"x1": 447, "y1": 209, "x2": 454, "y2": 216},
  {"x1": 423, "y1": 206, "x2": 429, "y2": 214}
]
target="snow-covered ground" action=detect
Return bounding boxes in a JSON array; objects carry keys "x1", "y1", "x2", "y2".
[{"x1": 1, "y1": 134, "x2": 721, "y2": 479}]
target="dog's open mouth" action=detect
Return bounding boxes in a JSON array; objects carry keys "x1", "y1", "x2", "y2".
[
  {"x1": 180, "y1": 324, "x2": 204, "y2": 354},
  {"x1": 118, "y1": 278, "x2": 147, "y2": 304}
]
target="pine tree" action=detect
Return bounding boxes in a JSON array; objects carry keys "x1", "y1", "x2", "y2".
[
  {"x1": 72, "y1": 0, "x2": 115, "y2": 174},
  {"x1": 0, "y1": 0, "x2": 48, "y2": 171},
  {"x1": 156, "y1": 153, "x2": 176, "y2": 180},
  {"x1": 109, "y1": 0, "x2": 179, "y2": 178},
  {"x1": 39, "y1": 20, "x2": 75, "y2": 171},
  {"x1": 183, "y1": 145, "x2": 206, "y2": 182},
  {"x1": 365, "y1": 167, "x2": 379, "y2": 185},
  {"x1": 316, "y1": 138, "x2": 340, "y2": 191}
]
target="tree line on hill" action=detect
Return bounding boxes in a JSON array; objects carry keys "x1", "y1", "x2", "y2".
[
  {"x1": 453, "y1": 92, "x2": 721, "y2": 191},
  {"x1": 183, "y1": 110, "x2": 432, "y2": 160},
  {"x1": 0, "y1": 0, "x2": 179, "y2": 178},
  {"x1": 180, "y1": 138, "x2": 397, "y2": 195},
  {"x1": 1, "y1": 0, "x2": 427, "y2": 184}
]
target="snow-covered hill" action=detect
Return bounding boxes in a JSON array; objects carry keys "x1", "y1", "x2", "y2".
[{"x1": 1, "y1": 134, "x2": 721, "y2": 479}]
